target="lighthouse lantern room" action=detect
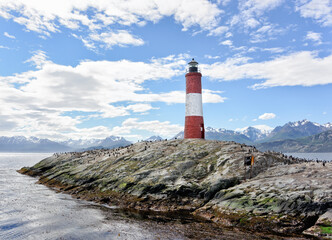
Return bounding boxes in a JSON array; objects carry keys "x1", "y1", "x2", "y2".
[{"x1": 184, "y1": 59, "x2": 205, "y2": 139}]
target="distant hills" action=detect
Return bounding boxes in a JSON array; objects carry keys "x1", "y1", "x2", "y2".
[
  {"x1": 172, "y1": 120, "x2": 332, "y2": 152},
  {"x1": 145, "y1": 136, "x2": 163, "y2": 141},
  {"x1": 263, "y1": 119, "x2": 332, "y2": 142},
  {"x1": 59, "y1": 136, "x2": 131, "y2": 150},
  {"x1": 0, "y1": 136, "x2": 131, "y2": 152},
  {"x1": 1, "y1": 120, "x2": 331, "y2": 153},
  {"x1": 256, "y1": 130, "x2": 332, "y2": 153},
  {"x1": 0, "y1": 136, "x2": 71, "y2": 152}
]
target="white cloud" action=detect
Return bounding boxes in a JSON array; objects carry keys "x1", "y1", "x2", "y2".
[
  {"x1": 125, "y1": 104, "x2": 158, "y2": 113},
  {"x1": 24, "y1": 50, "x2": 50, "y2": 69},
  {"x1": 247, "y1": 47, "x2": 285, "y2": 53},
  {"x1": 258, "y1": 113, "x2": 276, "y2": 120},
  {"x1": 231, "y1": 0, "x2": 284, "y2": 28},
  {"x1": 225, "y1": 32, "x2": 233, "y2": 38},
  {"x1": 305, "y1": 31, "x2": 322, "y2": 44},
  {"x1": 250, "y1": 23, "x2": 288, "y2": 43},
  {"x1": 86, "y1": 30, "x2": 144, "y2": 50},
  {"x1": 261, "y1": 47, "x2": 285, "y2": 53},
  {"x1": 111, "y1": 118, "x2": 183, "y2": 138},
  {"x1": 4, "y1": 32, "x2": 15, "y2": 39},
  {"x1": 204, "y1": 55, "x2": 220, "y2": 59},
  {"x1": 295, "y1": 0, "x2": 332, "y2": 26},
  {"x1": 202, "y1": 89, "x2": 227, "y2": 103},
  {"x1": 0, "y1": 0, "x2": 222, "y2": 49},
  {"x1": 220, "y1": 40, "x2": 233, "y2": 46},
  {"x1": 0, "y1": 52, "x2": 224, "y2": 140},
  {"x1": 218, "y1": 0, "x2": 231, "y2": 6},
  {"x1": 208, "y1": 26, "x2": 229, "y2": 36},
  {"x1": 201, "y1": 51, "x2": 332, "y2": 89}
]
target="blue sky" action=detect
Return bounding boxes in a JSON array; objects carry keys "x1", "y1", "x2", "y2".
[{"x1": 0, "y1": 0, "x2": 331, "y2": 141}]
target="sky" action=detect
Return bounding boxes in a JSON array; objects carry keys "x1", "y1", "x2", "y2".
[{"x1": 0, "y1": 0, "x2": 331, "y2": 141}]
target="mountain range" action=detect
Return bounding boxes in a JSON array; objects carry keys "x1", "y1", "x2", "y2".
[
  {"x1": 0, "y1": 136, "x2": 131, "y2": 152},
  {"x1": 0, "y1": 120, "x2": 331, "y2": 152},
  {"x1": 256, "y1": 130, "x2": 332, "y2": 153}
]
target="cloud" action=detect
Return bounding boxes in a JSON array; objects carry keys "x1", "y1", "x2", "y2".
[
  {"x1": 125, "y1": 103, "x2": 158, "y2": 113},
  {"x1": 24, "y1": 50, "x2": 50, "y2": 69},
  {"x1": 111, "y1": 118, "x2": 183, "y2": 138},
  {"x1": 258, "y1": 113, "x2": 276, "y2": 120},
  {"x1": 218, "y1": 0, "x2": 231, "y2": 6},
  {"x1": 4, "y1": 32, "x2": 15, "y2": 39},
  {"x1": 305, "y1": 31, "x2": 322, "y2": 44},
  {"x1": 201, "y1": 51, "x2": 332, "y2": 89},
  {"x1": 231, "y1": 0, "x2": 284, "y2": 28},
  {"x1": 208, "y1": 26, "x2": 229, "y2": 36},
  {"x1": 248, "y1": 47, "x2": 286, "y2": 53},
  {"x1": 220, "y1": 40, "x2": 233, "y2": 46},
  {"x1": 295, "y1": 0, "x2": 332, "y2": 26},
  {"x1": 0, "y1": 52, "x2": 224, "y2": 140},
  {"x1": 0, "y1": 0, "x2": 222, "y2": 49},
  {"x1": 82, "y1": 30, "x2": 144, "y2": 50},
  {"x1": 249, "y1": 23, "x2": 289, "y2": 43},
  {"x1": 204, "y1": 55, "x2": 220, "y2": 59}
]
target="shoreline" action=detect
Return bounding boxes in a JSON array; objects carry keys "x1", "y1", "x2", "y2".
[
  {"x1": 18, "y1": 139, "x2": 332, "y2": 239},
  {"x1": 18, "y1": 167, "x2": 316, "y2": 240}
]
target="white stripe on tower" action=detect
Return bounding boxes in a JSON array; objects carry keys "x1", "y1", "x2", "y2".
[{"x1": 185, "y1": 93, "x2": 203, "y2": 116}]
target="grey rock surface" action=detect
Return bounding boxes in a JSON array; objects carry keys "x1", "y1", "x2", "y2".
[{"x1": 20, "y1": 139, "x2": 332, "y2": 236}]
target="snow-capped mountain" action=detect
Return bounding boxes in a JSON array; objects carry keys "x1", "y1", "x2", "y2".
[
  {"x1": 172, "y1": 127, "x2": 252, "y2": 144},
  {"x1": 145, "y1": 136, "x2": 163, "y2": 141},
  {"x1": 60, "y1": 136, "x2": 131, "y2": 150},
  {"x1": 172, "y1": 120, "x2": 332, "y2": 144},
  {"x1": 172, "y1": 132, "x2": 184, "y2": 139},
  {"x1": 256, "y1": 129, "x2": 332, "y2": 153},
  {"x1": 323, "y1": 122, "x2": 332, "y2": 129},
  {"x1": 0, "y1": 136, "x2": 71, "y2": 152},
  {"x1": 0, "y1": 136, "x2": 131, "y2": 152},
  {"x1": 2, "y1": 120, "x2": 331, "y2": 152},
  {"x1": 60, "y1": 138, "x2": 102, "y2": 149},
  {"x1": 236, "y1": 125, "x2": 273, "y2": 142},
  {"x1": 205, "y1": 127, "x2": 252, "y2": 143},
  {"x1": 266, "y1": 119, "x2": 332, "y2": 142}
]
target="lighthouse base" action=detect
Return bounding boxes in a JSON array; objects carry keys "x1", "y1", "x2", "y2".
[{"x1": 184, "y1": 116, "x2": 205, "y2": 139}]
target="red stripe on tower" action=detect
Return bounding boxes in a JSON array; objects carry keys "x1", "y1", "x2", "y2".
[{"x1": 184, "y1": 59, "x2": 205, "y2": 139}]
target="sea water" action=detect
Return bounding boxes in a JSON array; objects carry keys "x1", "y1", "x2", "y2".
[
  {"x1": 285, "y1": 152, "x2": 332, "y2": 161},
  {"x1": 0, "y1": 153, "x2": 183, "y2": 239}
]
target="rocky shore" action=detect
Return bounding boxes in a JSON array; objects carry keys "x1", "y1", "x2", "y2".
[{"x1": 19, "y1": 139, "x2": 332, "y2": 239}]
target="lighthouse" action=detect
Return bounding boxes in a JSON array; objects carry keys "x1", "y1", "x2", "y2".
[{"x1": 184, "y1": 59, "x2": 205, "y2": 139}]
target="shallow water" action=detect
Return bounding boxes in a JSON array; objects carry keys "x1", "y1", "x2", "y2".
[
  {"x1": 0, "y1": 153, "x2": 181, "y2": 239},
  {"x1": 285, "y1": 152, "x2": 332, "y2": 161},
  {"x1": 0, "y1": 153, "x2": 311, "y2": 240}
]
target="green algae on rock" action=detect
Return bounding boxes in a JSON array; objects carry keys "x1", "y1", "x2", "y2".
[{"x1": 19, "y1": 139, "x2": 332, "y2": 238}]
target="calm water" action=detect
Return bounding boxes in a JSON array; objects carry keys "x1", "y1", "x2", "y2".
[
  {"x1": 285, "y1": 152, "x2": 332, "y2": 161},
  {"x1": 0, "y1": 153, "x2": 311, "y2": 240}
]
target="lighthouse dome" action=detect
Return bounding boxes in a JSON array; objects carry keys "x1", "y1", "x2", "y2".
[{"x1": 188, "y1": 58, "x2": 199, "y2": 72}]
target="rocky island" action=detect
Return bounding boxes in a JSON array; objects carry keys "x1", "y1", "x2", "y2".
[{"x1": 19, "y1": 139, "x2": 332, "y2": 239}]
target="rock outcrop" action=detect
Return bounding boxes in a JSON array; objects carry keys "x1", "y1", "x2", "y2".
[{"x1": 19, "y1": 139, "x2": 332, "y2": 238}]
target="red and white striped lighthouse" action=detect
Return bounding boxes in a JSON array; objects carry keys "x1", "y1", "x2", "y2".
[{"x1": 184, "y1": 58, "x2": 205, "y2": 139}]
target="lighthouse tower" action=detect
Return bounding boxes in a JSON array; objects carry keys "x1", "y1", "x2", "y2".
[{"x1": 184, "y1": 59, "x2": 205, "y2": 139}]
